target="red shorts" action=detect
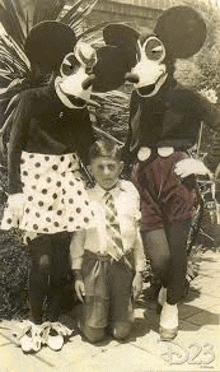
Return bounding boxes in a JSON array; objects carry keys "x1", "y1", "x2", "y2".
[{"x1": 132, "y1": 152, "x2": 198, "y2": 232}]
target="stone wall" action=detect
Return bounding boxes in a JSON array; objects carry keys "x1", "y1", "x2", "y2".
[
  {"x1": 67, "y1": 0, "x2": 164, "y2": 33},
  {"x1": 87, "y1": 0, "x2": 162, "y2": 32},
  {"x1": 106, "y1": 0, "x2": 175, "y2": 9}
]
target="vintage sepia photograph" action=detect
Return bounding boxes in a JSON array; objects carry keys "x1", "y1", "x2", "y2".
[{"x1": 0, "y1": 0, "x2": 219, "y2": 371}]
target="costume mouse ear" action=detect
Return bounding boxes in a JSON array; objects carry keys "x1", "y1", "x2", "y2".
[
  {"x1": 92, "y1": 24, "x2": 139, "y2": 92},
  {"x1": 103, "y1": 24, "x2": 139, "y2": 46},
  {"x1": 24, "y1": 21, "x2": 76, "y2": 74},
  {"x1": 154, "y1": 6, "x2": 206, "y2": 59}
]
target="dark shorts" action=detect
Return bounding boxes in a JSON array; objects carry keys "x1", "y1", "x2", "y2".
[
  {"x1": 81, "y1": 251, "x2": 134, "y2": 329},
  {"x1": 132, "y1": 152, "x2": 198, "y2": 232}
]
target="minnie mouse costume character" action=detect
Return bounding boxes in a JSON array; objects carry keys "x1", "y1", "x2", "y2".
[
  {"x1": 93, "y1": 6, "x2": 220, "y2": 340},
  {"x1": 1, "y1": 21, "x2": 97, "y2": 323}
]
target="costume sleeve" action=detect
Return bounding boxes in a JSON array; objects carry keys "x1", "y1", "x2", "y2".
[
  {"x1": 8, "y1": 93, "x2": 30, "y2": 195},
  {"x1": 76, "y1": 108, "x2": 95, "y2": 165},
  {"x1": 130, "y1": 183, "x2": 146, "y2": 272}
]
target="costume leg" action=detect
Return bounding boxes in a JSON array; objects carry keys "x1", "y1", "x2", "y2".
[
  {"x1": 141, "y1": 228, "x2": 177, "y2": 339},
  {"x1": 49, "y1": 232, "x2": 71, "y2": 321},
  {"x1": 142, "y1": 220, "x2": 191, "y2": 339},
  {"x1": 141, "y1": 228, "x2": 171, "y2": 289},
  {"x1": 165, "y1": 219, "x2": 192, "y2": 305},
  {"x1": 28, "y1": 235, "x2": 52, "y2": 324},
  {"x1": 142, "y1": 220, "x2": 192, "y2": 304}
]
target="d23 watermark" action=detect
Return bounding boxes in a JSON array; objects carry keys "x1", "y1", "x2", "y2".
[
  {"x1": 0, "y1": 367, "x2": 8, "y2": 372},
  {"x1": 161, "y1": 341, "x2": 215, "y2": 366}
]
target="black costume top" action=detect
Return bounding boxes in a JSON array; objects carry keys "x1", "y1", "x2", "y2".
[
  {"x1": 126, "y1": 80, "x2": 220, "y2": 157},
  {"x1": 8, "y1": 83, "x2": 95, "y2": 195}
]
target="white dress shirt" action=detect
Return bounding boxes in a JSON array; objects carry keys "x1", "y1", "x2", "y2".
[{"x1": 71, "y1": 180, "x2": 145, "y2": 272}]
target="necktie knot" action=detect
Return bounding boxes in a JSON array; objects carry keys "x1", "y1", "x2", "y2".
[{"x1": 103, "y1": 191, "x2": 113, "y2": 204}]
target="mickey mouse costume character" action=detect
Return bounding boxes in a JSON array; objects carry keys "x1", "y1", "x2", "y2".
[
  {"x1": 1, "y1": 21, "x2": 97, "y2": 324},
  {"x1": 93, "y1": 6, "x2": 220, "y2": 340}
]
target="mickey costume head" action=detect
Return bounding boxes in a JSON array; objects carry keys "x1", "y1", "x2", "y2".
[
  {"x1": 93, "y1": 6, "x2": 207, "y2": 95},
  {"x1": 24, "y1": 20, "x2": 97, "y2": 109}
]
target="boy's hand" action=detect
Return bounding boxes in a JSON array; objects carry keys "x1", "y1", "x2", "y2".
[
  {"x1": 75, "y1": 279, "x2": 85, "y2": 303},
  {"x1": 132, "y1": 272, "x2": 143, "y2": 301}
]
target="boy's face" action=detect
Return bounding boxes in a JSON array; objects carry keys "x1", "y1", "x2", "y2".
[{"x1": 89, "y1": 156, "x2": 124, "y2": 190}]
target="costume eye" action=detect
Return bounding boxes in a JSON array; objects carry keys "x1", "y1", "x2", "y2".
[
  {"x1": 144, "y1": 37, "x2": 165, "y2": 61},
  {"x1": 75, "y1": 41, "x2": 97, "y2": 73},
  {"x1": 60, "y1": 53, "x2": 79, "y2": 77},
  {"x1": 136, "y1": 43, "x2": 141, "y2": 62}
]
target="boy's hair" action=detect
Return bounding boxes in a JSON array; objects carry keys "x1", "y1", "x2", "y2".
[{"x1": 89, "y1": 140, "x2": 123, "y2": 162}]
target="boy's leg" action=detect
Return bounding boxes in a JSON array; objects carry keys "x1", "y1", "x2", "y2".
[
  {"x1": 108, "y1": 260, "x2": 134, "y2": 340},
  {"x1": 28, "y1": 235, "x2": 52, "y2": 324},
  {"x1": 81, "y1": 256, "x2": 109, "y2": 343},
  {"x1": 81, "y1": 324, "x2": 105, "y2": 344}
]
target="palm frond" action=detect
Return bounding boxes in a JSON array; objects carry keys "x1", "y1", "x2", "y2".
[
  {"x1": 4, "y1": 93, "x2": 20, "y2": 116},
  {"x1": 78, "y1": 21, "x2": 107, "y2": 43},
  {"x1": 58, "y1": 0, "x2": 85, "y2": 24},
  {"x1": 59, "y1": 0, "x2": 98, "y2": 33},
  {"x1": 0, "y1": 78, "x2": 26, "y2": 97},
  {"x1": 0, "y1": 106, "x2": 16, "y2": 134},
  {"x1": 69, "y1": 1, "x2": 99, "y2": 30},
  {"x1": 11, "y1": 0, "x2": 26, "y2": 23},
  {"x1": 0, "y1": 34, "x2": 30, "y2": 71},
  {"x1": 33, "y1": 0, "x2": 65, "y2": 25},
  {"x1": 0, "y1": 0, "x2": 26, "y2": 48},
  {"x1": 0, "y1": 70, "x2": 13, "y2": 81}
]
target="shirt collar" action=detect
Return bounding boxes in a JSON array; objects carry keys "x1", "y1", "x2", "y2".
[{"x1": 93, "y1": 180, "x2": 125, "y2": 199}]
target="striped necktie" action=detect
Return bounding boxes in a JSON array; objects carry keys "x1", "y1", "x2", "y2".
[{"x1": 103, "y1": 191, "x2": 124, "y2": 261}]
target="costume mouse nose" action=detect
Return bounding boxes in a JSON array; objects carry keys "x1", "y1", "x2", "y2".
[
  {"x1": 82, "y1": 74, "x2": 95, "y2": 90},
  {"x1": 125, "y1": 72, "x2": 139, "y2": 84}
]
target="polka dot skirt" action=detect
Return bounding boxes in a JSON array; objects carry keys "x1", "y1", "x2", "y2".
[{"x1": 1, "y1": 152, "x2": 95, "y2": 240}]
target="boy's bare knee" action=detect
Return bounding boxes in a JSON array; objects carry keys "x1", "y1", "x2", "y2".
[
  {"x1": 113, "y1": 322, "x2": 131, "y2": 340},
  {"x1": 83, "y1": 325, "x2": 105, "y2": 344}
]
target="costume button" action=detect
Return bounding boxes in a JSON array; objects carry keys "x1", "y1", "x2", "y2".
[
  {"x1": 137, "y1": 147, "x2": 151, "y2": 161},
  {"x1": 158, "y1": 147, "x2": 174, "y2": 157}
]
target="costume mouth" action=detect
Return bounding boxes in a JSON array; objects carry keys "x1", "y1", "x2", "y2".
[
  {"x1": 136, "y1": 71, "x2": 168, "y2": 97},
  {"x1": 65, "y1": 93, "x2": 86, "y2": 108},
  {"x1": 137, "y1": 84, "x2": 155, "y2": 96}
]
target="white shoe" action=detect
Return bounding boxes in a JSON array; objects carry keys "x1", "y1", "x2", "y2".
[
  {"x1": 159, "y1": 302, "x2": 178, "y2": 341},
  {"x1": 17, "y1": 321, "x2": 42, "y2": 353},
  {"x1": 40, "y1": 322, "x2": 73, "y2": 351}
]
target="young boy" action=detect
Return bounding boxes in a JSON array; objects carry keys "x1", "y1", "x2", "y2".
[{"x1": 70, "y1": 140, "x2": 145, "y2": 343}]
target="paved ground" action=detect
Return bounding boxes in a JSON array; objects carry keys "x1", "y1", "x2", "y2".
[{"x1": 0, "y1": 250, "x2": 220, "y2": 372}]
